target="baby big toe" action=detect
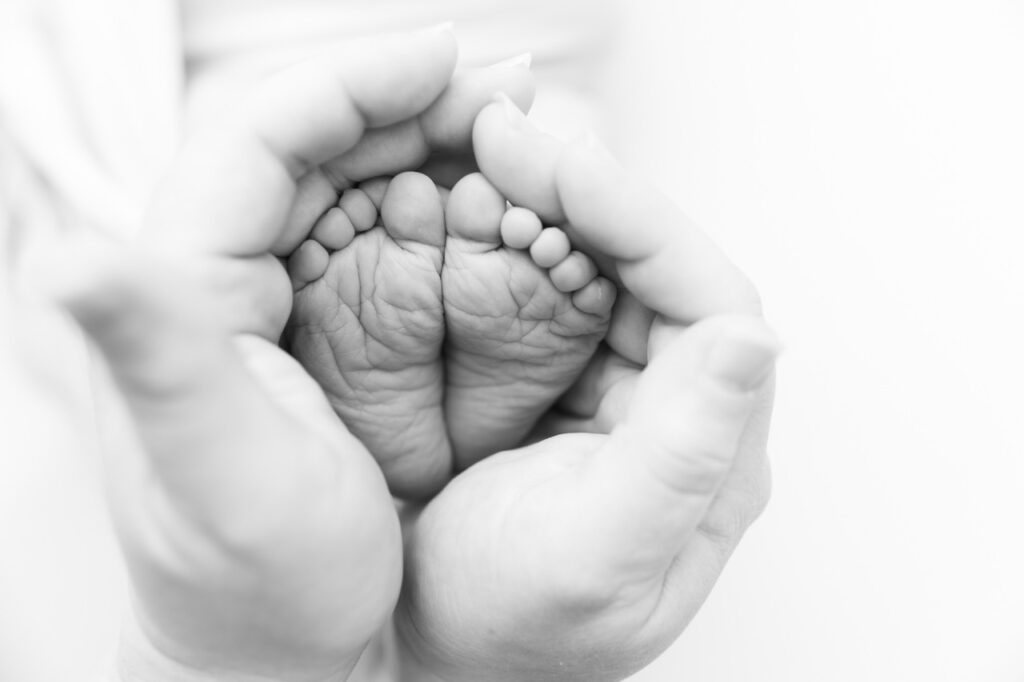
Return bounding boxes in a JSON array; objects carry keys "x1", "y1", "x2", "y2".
[
  {"x1": 445, "y1": 173, "x2": 506, "y2": 246},
  {"x1": 380, "y1": 172, "x2": 446, "y2": 248}
]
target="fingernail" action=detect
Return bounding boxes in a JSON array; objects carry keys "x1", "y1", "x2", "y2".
[
  {"x1": 489, "y1": 52, "x2": 532, "y2": 69},
  {"x1": 492, "y1": 91, "x2": 528, "y2": 128},
  {"x1": 707, "y1": 326, "x2": 782, "y2": 392},
  {"x1": 421, "y1": 21, "x2": 455, "y2": 36}
]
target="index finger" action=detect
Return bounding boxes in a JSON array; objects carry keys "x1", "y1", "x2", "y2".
[
  {"x1": 472, "y1": 96, "x2": 762, "y2": 322},
  {"x1": 144, "y1": 25, "x2": 458, "y2": 257}
]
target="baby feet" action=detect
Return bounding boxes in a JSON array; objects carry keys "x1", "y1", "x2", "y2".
[
  {"x1": 286, "y1": 173, "x2": 449, "y2": 498},
  {"x1": 443, "y1": 173, "x2": 616, "y2": 469},
  {"x1": 285, "y1": 171, "x2": 616, "y2": 497}
]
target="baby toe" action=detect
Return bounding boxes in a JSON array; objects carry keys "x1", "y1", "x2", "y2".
[
  {"x1": 288, "y1": 239, "x2": 330, "y2": 290},
  {"x1": 338, "y1": 188, "x2": 378, "y2": 232},
  {"x1": 549, "y1": 250, "x2": 598, "y2": 293},
  {"x1": 529, "y1": 227, "x2": 571, "y2": 268},
  {"x1": 572, "y1": 276, "x2": 618, "y2": 315},
  {"x1": 500, "y1": 206, "x2": 543, "y2": 250},
  {"x1": 445, "y1": 172, "x2": 506, "y2": 246},
  {"x1": 311, "y1": 207, "x2": 356, "y2": 250},
  {"x1": 380, "y1": 172, "x2": 446, "y2": 248}
]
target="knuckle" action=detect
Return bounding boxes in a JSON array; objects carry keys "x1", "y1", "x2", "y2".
[
  {"x1": 645, "y1": 428, "x2": 735, "y2": 499},
  {"x1": 698, "y1": 458, "x2": 773, "y2": 546}
]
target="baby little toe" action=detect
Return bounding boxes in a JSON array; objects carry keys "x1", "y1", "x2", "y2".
[{"x1": 572, "y1": 277, "x2": 617, "y2": 315}]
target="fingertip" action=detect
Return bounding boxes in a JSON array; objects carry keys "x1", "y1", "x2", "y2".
[
  {"x1": 148, "y1": 27, "x2": 463, "y2": 258},
  {"x1": 555, "y1": 138, "x2": 765, "y2": 319},
  {"x1": 644, "y1": 315, "x2": 782, "y2": 404},
  {"x1": 705, "y1": 318, "x2": 783, "y2": 393},
  {"x1": 580, "y1": 316, "x2": 779, "y2": 555},
  {"x1": 473, "y1": 101, "x2": 564, "y2": 220},
  {"x1": 419, "y1": 68, "x2": 536, "y2": 152},
  {"x1": 342, "y1": 27, "x2": 459, "y2": 128},
  {"x1": 552, "y1": 136, "x2": 655, "y2": 260}
]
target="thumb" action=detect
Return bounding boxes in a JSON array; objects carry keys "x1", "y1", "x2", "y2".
[
  {"x1": 37, "y1": 231, "x2": 337, "y2": 543},
  {"x1": 579, "y1": 314, "x2": 781, "y2": 576},
  {"x1": 42, "y1": 231, "x2": 225, "y2": 396}
]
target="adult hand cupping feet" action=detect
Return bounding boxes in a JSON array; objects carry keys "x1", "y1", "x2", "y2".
[
  {"x1": 36, "y1": 27, "x2": 536, "y2": 682},
  {"x1": 286, "y1": 170, "x2": 615, "y2": 498},
  {"x1": 394, "y1": 97, "x2": 781, "y2": 682},
  {"x1": 36, "y1": 19, "x2": 779, "y2": 681}
]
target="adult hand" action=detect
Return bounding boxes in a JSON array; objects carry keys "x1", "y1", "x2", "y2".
[
  {"x1": 395, "y1": 98, "x2": 780, "y2": 682},
  {"x1": 38, "y1": 28, "x2": 534, "y2": 682}
]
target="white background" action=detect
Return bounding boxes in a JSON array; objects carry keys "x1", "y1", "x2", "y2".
[{"x1": 608, "y1": 1, "x2": 1024, "y2": 680}]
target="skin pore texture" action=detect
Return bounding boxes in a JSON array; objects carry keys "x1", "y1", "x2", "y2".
[{"x1": 285, "y1": 171, "x2": 615, "y2": 499}]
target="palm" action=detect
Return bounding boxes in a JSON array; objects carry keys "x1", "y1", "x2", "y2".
[
  {"x1": 396, "y1": 308, "x2": 778, "y2": 682},
  {"x1": 395, "y1": 314, "x2": 683, "y2": 682},
  {"x1": 398, "y1": 432, "x2": 672, "y2": 680},
  {"x1": 57, "y1": 31, "x2": 540, "y2": 681},
  {"x1": 85, "y1": 252, "x2": 403, "y2": 677},
  {"x1": 390, "y1": 101, "x2": 779, "y2": 682}
]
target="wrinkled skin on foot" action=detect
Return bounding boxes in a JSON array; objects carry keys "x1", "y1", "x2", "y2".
[
  {"x1": 43, "y1": 26, "x2": 778, "y2": 682},
  {"x1": 441, "y1": 173, "x2": 616, "y2": 471},
  {"x1": 287, "y1": 173, "x2": 450, "y2": 499},
  {"x1": 285, "y1": 169, "x2": 615, "y2": 498}
]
